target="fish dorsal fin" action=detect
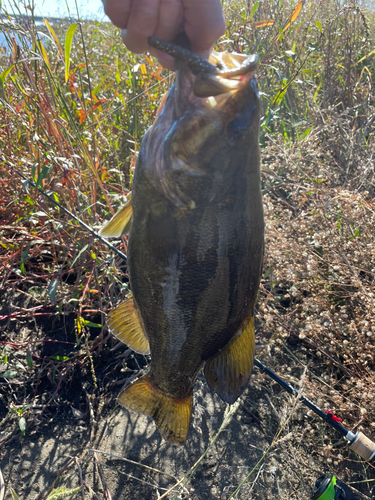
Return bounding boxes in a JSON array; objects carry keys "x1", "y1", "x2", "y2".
[
  {"x1": 99, "y1": 195, "x2": 132, "y2": 237},
  {"x1": 204, "y1": 314, "x2": 255, "y2": 404},
  {"x1": 118, "y1": 373, "x2": 193, "y2": 446},
  {"x1": 107, "y1": 294, "x2": 150, "y2": 355}
]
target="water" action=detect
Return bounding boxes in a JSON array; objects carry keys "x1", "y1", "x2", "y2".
[
  {"x1": 0, "y1": 16, "x2": 74, "y2": 60},
  {"x1": 0, "y1": 17, "x2": 48, "y2": 57},
  {"x1": 0, "y1": 12, "x2": 106, "y2": 58}
]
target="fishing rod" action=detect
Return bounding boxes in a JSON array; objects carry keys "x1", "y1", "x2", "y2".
[
  {"x1": 6, "y1": 158, "x2": 375, "y2": 464},
  {"x1": 254, "y1": 357, "x2": 375, "y2": 464}
]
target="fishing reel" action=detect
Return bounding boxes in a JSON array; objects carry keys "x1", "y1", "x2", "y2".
[{"x1": 311, "y1": 473, "x2": 358, "y2": 500}]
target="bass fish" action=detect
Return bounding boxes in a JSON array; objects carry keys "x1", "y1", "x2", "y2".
[{"x1": 100, "y1": 36, "x2": 264, "y2": 445}]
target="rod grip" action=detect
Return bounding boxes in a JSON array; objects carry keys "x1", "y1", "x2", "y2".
[{"x1": 349, "y1": 432, "x2": 375, "y2": 462}]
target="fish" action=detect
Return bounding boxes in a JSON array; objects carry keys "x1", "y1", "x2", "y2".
[{"x1": 100, "y1": 35, "x2": 264, "y2": 446}]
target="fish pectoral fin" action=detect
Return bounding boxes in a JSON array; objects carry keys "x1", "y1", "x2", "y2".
[
  {"x1": 99, "y1": 195, "x2": 132, "y2": 237},
  {"x1": 107, "y1": 294, "x2": 150, "y2": 355},
  {"x1": 118, "y1": 373, "x2": 193, "y2": 446},
  {"x1": 204, "y1": 314, "x2": 255, "y2": 404}
]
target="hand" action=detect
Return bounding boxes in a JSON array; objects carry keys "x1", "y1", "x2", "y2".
[{"x1": 102, "y1": 0, "x2": 226, "y2": 69}]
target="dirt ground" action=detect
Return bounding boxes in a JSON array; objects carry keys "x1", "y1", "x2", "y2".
[{"x1": 1, "y1": 295, "x2": 374, "y2": 500}]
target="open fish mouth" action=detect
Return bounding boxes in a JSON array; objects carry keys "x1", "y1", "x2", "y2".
[
  {"x1": 144, "y1": 35, "x2": 260, "y2": 209},
  {"x1": 148, "y1": 35, "x2": 259, "y2": 100},
  {"x1": 193, "y1": 51, "x2": 259, "y2": 99}
]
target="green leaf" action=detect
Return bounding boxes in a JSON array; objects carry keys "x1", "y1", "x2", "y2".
[
  {"x1": 0, "y1": 66, "x2": 15, "y2": 85},
  {"x1": 72, "y1": 243, "x2": 89, "y2": 266},
  {"x1": 37, "y1": 39, "x2": 51, "y2": 70},
  {"x1": 0, "y1": 370, "x2": 18, "y2": 378},
  {"x1": 19, "y1": 416, "x2": 26, "y2": 435},
  {"x1": 65, "y1": 23, "x2": 78, "y2": 83},
  {"x1": 315, "y1": 20, "x2": 322, "y2": 32},
  {"x1": 26, "y1": 350, "x2": 33, "y2": 368},
  {"x1": 11, "y1": 489, "x2": 22, "y2": 500},
  {"x1": 31, "y1": 163, "x2": 37, "y2": 183},
  {"x1": 20, "y1": 242, "x2": 31, "y2": 276},
  {"x1": 46, "y1": 486, "x2": 82, "y2": 500},
  {"x1": 49, "y1": 355, "x2": 69, "y2": 361},
  {"x1": 0, "y1": 64, "x2": 15, "y2": 101},
  {"x1": 301, "y1": 125, "x2": 314, "y2": 138},
  {"x1": 35, "y1": 165, "x2": 52, "y2": 188},
  {"x1": 48, "y1": 278, "x2": 59, "y2": 304},
  {"x1": 357, "y1": 49, "x2": 375, "y2": 64},
  {"x1": 248, "y1": 1, "x2": 259, "y2": 21},
  {"x1": 81, "y1": 319, "x2": 102, "y2": 328},
  {"x1": 313, "y1": 82, "x2": 322, "y2": 102}
]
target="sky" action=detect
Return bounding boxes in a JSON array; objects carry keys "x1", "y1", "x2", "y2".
[{"x1": 1, "y1": 0, "x2": 107, "y2": 20}]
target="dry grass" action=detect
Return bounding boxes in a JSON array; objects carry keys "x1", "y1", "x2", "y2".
[{"x1": 258, "y1": 102, "x2": 375, "y2": 446}]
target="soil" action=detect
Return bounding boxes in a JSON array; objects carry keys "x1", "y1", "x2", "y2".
[{"x1": 1, "y1": 293, "x2": 374, "y2": 500}]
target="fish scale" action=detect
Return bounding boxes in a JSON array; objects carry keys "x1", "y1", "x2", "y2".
[{"x1": 100, "y1": 38, "x2": 264, "y2": 445}]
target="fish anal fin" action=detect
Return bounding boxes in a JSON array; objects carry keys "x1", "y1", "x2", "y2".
[
  {"x1": 204, "y1": 315, "x2": 255, "y2": 404},
  {"x1": 107, "y1": 294, "x2": 150, "y2": 355},
  {"x1": 99, "y1": 195, "x2": 132, "y2": 237},
  {"x1": 118, "y1": 373, "x2": 193, "y2": 446}
]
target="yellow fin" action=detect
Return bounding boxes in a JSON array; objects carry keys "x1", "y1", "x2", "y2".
[
  {"x1": 107, "y1": 294, "x2": 150, "y2": 355},
  {"x1": 118, "y1": 373, "x2": 193, "y2": 446},
  {"x1": 204, "y1": 315, "x2": 255, "y2": 404},
  {"x1": 99, "y1": 195, "x2": 132, "y2": 237}
]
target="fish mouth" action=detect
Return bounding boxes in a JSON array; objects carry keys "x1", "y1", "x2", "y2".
[
  {"x1": 193, "y1": 51, "x2": 259, "y2": 98},
  {"x1": 148, "y1": 35, "x2": 259, "y2": 111},
  {"x1": 145, "y1": 36, "x2": 260, "y2": 208}
]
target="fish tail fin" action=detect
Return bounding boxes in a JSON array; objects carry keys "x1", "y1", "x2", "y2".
[
  {"x1": 118, "y1": 373, "x2": 193, "y2": 446},
  {"x1": 204, "y1": 314, "x2": 255, "y2": 404}
]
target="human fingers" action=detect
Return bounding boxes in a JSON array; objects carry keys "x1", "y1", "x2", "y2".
[
  {"x1": 153, "y1": 0, "x2": 184, "y2": 42},
  {"x1": 183, "y1": 0, "x2": 226, "y2": 55},
  {"x1": 122, "y1": 0, "x2": 161, "y2": 53},
  {"x1": 102, "y1": 0, "x2": 132, "y2": 29},
  {"x1": 150, "y1": 0, "x2": 184, "y2": 69}
]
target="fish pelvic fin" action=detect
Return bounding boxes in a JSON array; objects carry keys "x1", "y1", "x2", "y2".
[
  {"x1": 118, "y1": 373, "x2": 193, "y2": 446},
  {"x1": 107, "y1": 294, "x2": 150, "y2": 355},
  {"x1": 99, "y1": 195, "x2": 132, "y2": 237},
  {"x1": 204, "y1": 314, "x2": 255, "y2": 404}
]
